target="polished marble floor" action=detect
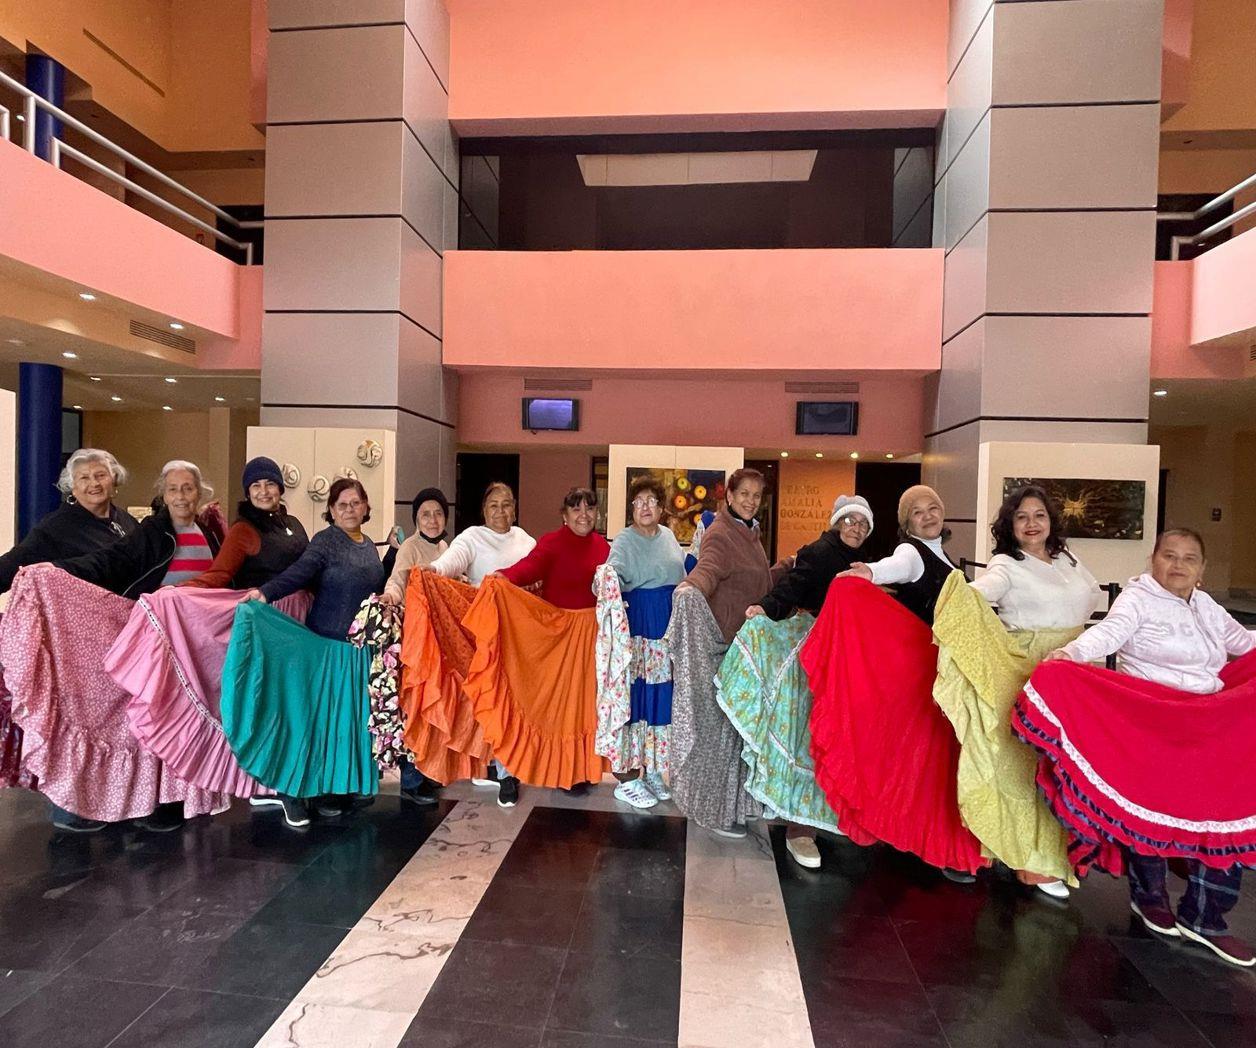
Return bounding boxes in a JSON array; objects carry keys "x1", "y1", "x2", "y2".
[{"x1": 1, "y1": 778, "x2": 1254, "y2": 1048}]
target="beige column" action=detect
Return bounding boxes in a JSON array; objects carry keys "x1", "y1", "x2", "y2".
[
  {"x1": 929, "y1": 0, "x2": 1164, "y2": 564},
  {"x1": 260, "y1": 0, "x2": 458, "y2": 528}
]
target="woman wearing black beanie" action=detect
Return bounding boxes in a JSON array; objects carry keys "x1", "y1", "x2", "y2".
[{"x1": 380, "y1": 486, "x2": 451, "y2": 605}]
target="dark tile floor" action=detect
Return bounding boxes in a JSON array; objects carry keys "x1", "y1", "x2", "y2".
[
  {"x1": 405, "y1": 806, "x2": 684, "y2": 1046},
  {"x1": 773, "y1": 826, "x2": 1256, "y2": 1048},
  {"x1": 0, "y1": 788, "x2": 449, "y2": 1048}
]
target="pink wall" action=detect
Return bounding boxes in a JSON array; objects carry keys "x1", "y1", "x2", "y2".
[
  {"x1": 458, "y1": 372, "x2": 926, "y2": 455},
  {"x1": 199, "y1": 266, "x2": 263, "y2": 370},
  {"x1": 0, "y1": 139, "x2": 242, "y2": 337},
  {"x1": 516, "y1": 448, "x2": 595, "y2": 536},
  {"x1": 1150, "y1": 253, "x2": 1254, "y2": 380},
  {"x1": 1162, "y1": 0, "x2": 1195, "y2": 114},
  {"x1": 444, "y1": 248, "x2": 943, "y2": 374},
  {"x1": 446, "y1": 0, "x2": 947, "y2": 134}
]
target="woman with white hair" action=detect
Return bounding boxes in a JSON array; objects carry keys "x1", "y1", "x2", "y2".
[
  {"x1": 0, "y1": 448, "x2": 137, "y2": 593},
  {"x1": 58, "y1": 460, "x2": 220, "y2": 597}
]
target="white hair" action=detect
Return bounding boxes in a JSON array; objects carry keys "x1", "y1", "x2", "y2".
[
  {"x1": 154, "y1": 459, "x2": 214, "y2": 501},
  {"x1": 57, "y1": 448, "x2": 128, "y2": 495}
]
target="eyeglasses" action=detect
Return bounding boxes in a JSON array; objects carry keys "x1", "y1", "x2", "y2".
[
  {"x1": 335, "y1": 500, "x2": 366, "y2": 511},
  {"x1": 838, "y1": 516, "x2": 870, "y2": 531},
  {"x1": 632, "y1": 497, "x2": 660, "y2": 508}
]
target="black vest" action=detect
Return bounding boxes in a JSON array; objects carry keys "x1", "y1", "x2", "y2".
[
  {"x1": 892, "y1": 536, "x2": 955, "y2": 626},
  {"x1": 234, "y1": 513, "x2": 309, "y2": 590}
]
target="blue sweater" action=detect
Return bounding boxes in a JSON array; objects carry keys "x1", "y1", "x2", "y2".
[{"x1": 260, "y1": 525, "x2": 385, "y2": 639}]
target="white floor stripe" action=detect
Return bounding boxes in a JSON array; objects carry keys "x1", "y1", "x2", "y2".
[
  {"x1": 253, "y1": 795, "x2": 533, "y2": 1048},
  {"x1": 679, "y1": 822, "x2": 815, "y2": 1048}
]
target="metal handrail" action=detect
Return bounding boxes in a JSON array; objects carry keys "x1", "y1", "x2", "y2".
[
  {"x1": 0, "y1": 68, "x2": 257, "y2": 263},
  {"x1": 1157, "y1": 169, "x2": 1256, "y2": 260}
]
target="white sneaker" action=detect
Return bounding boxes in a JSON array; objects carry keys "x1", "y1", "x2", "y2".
[
  {"x1": 786, "y1": 835, "x2": 822, "y2": 869},
  {"x1": 249, "y1": 796, "x2": 282, "y2": 808},
  {"x1": 709, "y1": 825, "x2": 747, "y2": 839},
  {"x1": 470, "y1": 777, "x2": 498, "y2": 788},
  {"x1": 643, "y1": 770, "x2": 671, "y2": 801},
  {"x1": 614, "y1": 779, "x2": 658, "y2": 809},
  {"x1": 1035, "y1": 879, "x2": 1070, "y2": 901}
]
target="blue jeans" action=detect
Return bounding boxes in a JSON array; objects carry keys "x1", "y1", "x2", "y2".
[
  {"x1": 399, "y1": 759, "x2": 426, "y2": 791},
  {"x1": 1127, "y1": 852, "x2": 1243, "y2": 936}
]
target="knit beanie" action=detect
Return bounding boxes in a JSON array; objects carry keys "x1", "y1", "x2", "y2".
[
  {"x1": 829, "y1": 494, "x2": 874, "y2": 534},
  {"x1": 241, "y1": 456, "x2": 283, "y2": 492},
  {"x1": 411, "y1": 486, "x2": 450, "y2": 524},
  {"x1": 897, "y1": 484, "x2": 944, "y2": 531}
]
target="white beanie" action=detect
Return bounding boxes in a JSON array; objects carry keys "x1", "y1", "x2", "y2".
[{"x1": 830, "y1": 494, "x2": 874, "y2": 534}]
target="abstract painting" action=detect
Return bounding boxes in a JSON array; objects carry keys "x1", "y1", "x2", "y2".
[{"x1": 1002, "y1": 477, "x2": 1146, "y2": 540}]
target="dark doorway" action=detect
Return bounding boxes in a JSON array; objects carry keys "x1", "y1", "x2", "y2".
[
  {"x1": 455, "y1": 452, "x2": 520, "y2": 536},
  {"x1": 1158, "y1": 468, "x2": 1169, "y2": 535},
  {"x1": 854, "y1": 461, "x2": 922, "y2": 563}
]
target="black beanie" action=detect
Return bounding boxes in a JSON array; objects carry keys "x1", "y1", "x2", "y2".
[
  {"x1": 411, "y1": 486, "x2": 450, "y2": 524},
  {"x1": 242, "y1": 456, "x2": 283, "y2": 492}
]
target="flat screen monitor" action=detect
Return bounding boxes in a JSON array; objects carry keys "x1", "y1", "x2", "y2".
[
  {"x1": 522, "y1": 397, "x2": 580, "y2": 432},
  {"x1": 795, "y1": 401, "x2": 859, "y2": 436}
]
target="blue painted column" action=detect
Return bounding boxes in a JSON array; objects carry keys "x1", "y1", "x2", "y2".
[
  {"x1": 17, "y1": 364, "x2": 63, "y2": 538},
  {"x1": 24, "y1": 53, "x2": 65, "y2": 162}
]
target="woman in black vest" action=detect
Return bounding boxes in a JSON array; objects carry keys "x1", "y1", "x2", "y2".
[{"x1": 184, "y1": 457, "x2": 309, "y2": 591}]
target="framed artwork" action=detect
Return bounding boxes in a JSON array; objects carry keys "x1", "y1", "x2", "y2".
[
  {"x1": 1002, "y1": 477, "x2": 1146, "y2": 540},
  {"x1": 625, "y1": 467, "x2": 726, "y2": 544}
]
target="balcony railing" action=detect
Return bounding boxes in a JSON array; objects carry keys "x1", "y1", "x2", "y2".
[
  {"x1": 1158, "y1": 170, "x2": 1256, "y2": 261},
  {"x1": 0, "y1": 68, "x2": 259, "y2": 263}
]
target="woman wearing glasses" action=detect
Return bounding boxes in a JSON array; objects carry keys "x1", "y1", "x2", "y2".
[{"x1": 603, "y1": 475, "x2": 686, "y2": 808}]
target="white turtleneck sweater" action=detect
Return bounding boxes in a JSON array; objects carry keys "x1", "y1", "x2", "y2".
[
  {"x1": 868, "y1": 534, "x2": 954, "y2": 586},
  {"x1": 429, "y1": 525, "x2": 535, "y2": 585}
]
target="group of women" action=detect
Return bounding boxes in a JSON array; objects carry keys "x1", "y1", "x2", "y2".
[{"x1": 1, "y1": 449, "x2": 1254, "y2": 971}]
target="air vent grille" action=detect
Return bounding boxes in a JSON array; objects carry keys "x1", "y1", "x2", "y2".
[
  {"x1": 523, "y1": 378, "x2": 592, "y2": 391},
  {"x1": 130, "y1": 320, "x2": 195, "y2": 354},
  {"x1": 784, "y1": 381, "x2": 860, "y2": 394},
  {"x1": 1249, "y1": 344, "x2": 1256, "y2": 363}
]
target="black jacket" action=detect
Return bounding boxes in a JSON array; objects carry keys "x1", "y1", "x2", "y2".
[
  {"x1": 760, "y1": 528, "x2": 864, "y2": 620},
  {"x1": 0, "y1": 501, "x2": 138, "y2": 593},
  {"x1": 57, "y1": 507, "x2": 220, "y2": 598}
]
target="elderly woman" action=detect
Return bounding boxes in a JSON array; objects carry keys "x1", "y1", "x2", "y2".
[
  {"x1": 239, "y1": 478, "x2": 386, "y2": 821},
  {"x1": 670, "y1": 468, "x2": 785, "y2": 837},
  {"x1": 500, "y1": 487, "x2": 609, "y2": 609},
  {"x1": 738, "y1": 494, "x2": 874, "y2": 868},
  {"x1": 1040, "y1": 529, "x2": 1256, "y2": 967},
  {"x1": 184, "y1": 457, "x2": 308, "y2": 591},
  {"x1": 381, "y1": 487, "x2": 451, "y2": 605},
  {"x1": 58, "y1": 460, "x2": 219, "y2": 597},
  {"x1": 603, "y1": 475, "x2": 686, "y2": 809},
  {"x1": 931, "y1": 485, "x2": 1099, "y2": 900},
  {"x1": 0, "y1": 448, "x2": 137, "y2": 593},
  {"x1": 425, "y1": 482, "x2": 534, "y2": 807}
]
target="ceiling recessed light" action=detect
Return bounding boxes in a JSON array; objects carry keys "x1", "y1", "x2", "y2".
[
  {"x1": 15, "y1": 113, "x2": 24, "y2": 123},
  {"x1": 110, "y1": 395, "x2": 122, "y2": 402},
  {"x1": 815, "y1": 452, "x2": 824, "y2": 459},
  {"x1": 72, "y1": 404, "x2": 82, "y2": 410},
  {"x1": 849, "y1": 452, "x2": 859, "y2": 460},
  {"x1": 61, "y1": 351, "x2": 77, "y2": 359},
  {"x1": 5, "y1": 338, "x2": 24, "y2": 346},
  {"x1": 169, "y1": 322, "x2": 184, "y2": 331},
  {"x1": 78, "y1": 292, "x2": 96, "y2": 301},
  {"x1": 1153, "y1": 389, "x2": 1169, "y2": 397},
  {"x1": 214, "y1": 395, "x2": 225, "y2": 403},
  {"x1": 885, "y1": 453, "x2": 894, "y2": 460},
  {"x1": 164, "y1": 377, "x2": 178, "y2": 384},
  {"x1": 779, "y1": 451, "x2": 789, "y2": 458},
  {"x1": 89, "y1": 376, "x2": 102, "y2": 381},
  {"x1": 162, "y1": 405, "x2": 173, "y2": 412}
]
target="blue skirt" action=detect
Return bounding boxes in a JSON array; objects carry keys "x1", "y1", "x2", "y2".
[{"x1": 625, "y1": 584, "x2": 675, "y2": 726}]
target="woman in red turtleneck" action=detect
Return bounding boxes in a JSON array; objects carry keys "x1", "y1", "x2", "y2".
[{"x1": 497, "y1": 486, "x2": 609, "y2": 608}]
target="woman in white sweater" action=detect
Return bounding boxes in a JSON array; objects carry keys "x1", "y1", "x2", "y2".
[{"x1": 1048, "y1": 528, "x2": 1256, "y2": 967}]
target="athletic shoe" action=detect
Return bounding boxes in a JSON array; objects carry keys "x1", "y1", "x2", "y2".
[
  {"x1": 642, "y1": 770, "x2": 671, "y2": 801},
  {"x1": 51, "y1": 812, "x2": 107, "y2": 833},
  {"x1": 249, "y1": 795, "x2": 283, "y2": 809},
  {"x1": 1176, "y1": 925, "x2": 1256, "y2": 967},
  {"x1": 497, "y1": 776, "x2": 520, "y2": 808},
  {"x1": 471, "y1": 777, "x2": 499, "y2": 788},
  {"x1": 279, "y1": 795, "x2": 311, "y2": 828},
  {"x1": 709, "y1": 825, "x2": 748, "y2": 839},
  {"x1": 941, "y1": 867, "x2": 977, "y2": 885},
  {"x1": 614, "y1": 779, "x2": 658, "y2": 809},
  {"x1": 1130, "y1": 901, "x2": 1180, "y2": 937},
  {"x1": 135, "y1": 803, "x2": 185, "y2": 834},
  {"x1": 1034, "y1": 880, "x2": 1070, "y2": 901},
  {"x1": 786, "y1": 835, "x2": 822, "y2": 869}
]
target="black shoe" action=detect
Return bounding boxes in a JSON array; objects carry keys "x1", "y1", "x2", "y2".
[
  {"x1": 314, "y1": 795, "x2": 348, "y2": 819},
  {"x1": 279, "y1": 795, "x2": 311, "y2": 828},
  {"x1": 400, "y1": 784, "x2": 439, "y2": 808},
  {"x1": 941, "y1": 867, "x2": 977, "y2": 885},
  {"x1": 497, "y1": 776, "x2": 520, "y2": 808},
  {"x1": 135, "y1": 802, "x2": 185, "y2": 834},
  {"x1": 346, "y1": 794, "x2": 375, "y2": 812},
  {"x1": 51, "y1": 811, "x2": 108, "y2": 833},
  {"x1": 560, "y1": 782, "x2": 590, "y2": 797}
]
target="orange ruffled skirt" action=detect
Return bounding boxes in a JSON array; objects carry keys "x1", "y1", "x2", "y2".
[
  {"x1": 462, "y1": 577, "x2": 608, "y2": 789},
  {"x1": 399, "y1": 571, "x2": 490, "y2": 783}
]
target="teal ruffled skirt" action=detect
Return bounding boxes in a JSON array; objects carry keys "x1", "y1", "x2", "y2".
[
  {"x1": 716, "y1": 612, "x2": 839, "y2": 834},
  {"x1": 221, "y1": 601, "x2": 377, "y2": 798}
]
